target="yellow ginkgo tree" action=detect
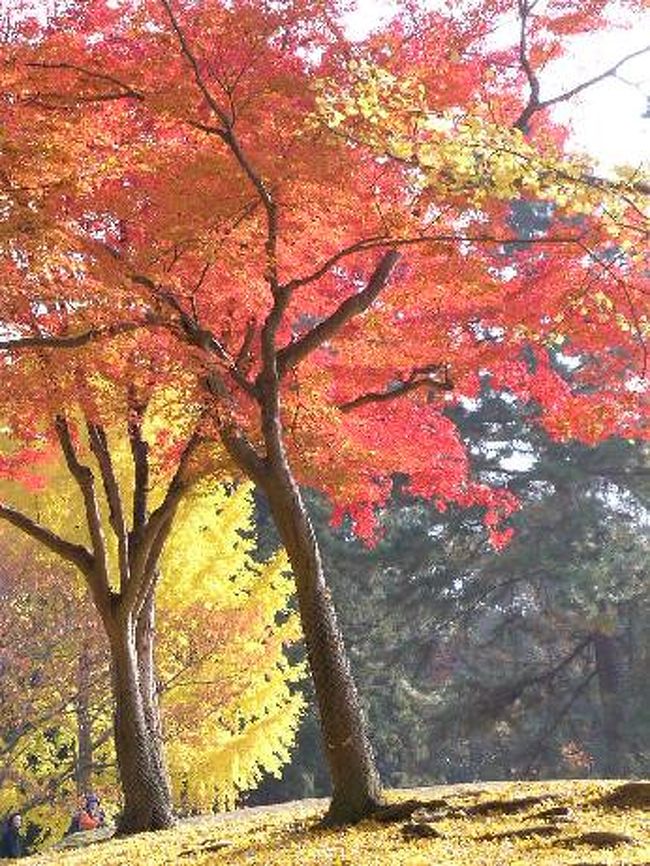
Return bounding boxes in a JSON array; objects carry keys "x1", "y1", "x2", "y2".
[{"x1": 0, "y1": 384, "x2": 303, "y2": 836}]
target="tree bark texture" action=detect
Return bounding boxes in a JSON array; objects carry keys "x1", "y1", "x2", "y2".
[
  {"x1": 263, "y1": 469, "x2": 383, "y2": 824},
  {"x1": 136, "y1": 590, "x2": 172, "y2": 809},
  {"x1": 75, "y1": 640, "x2": 94, "y2": 796},
  {"x1": 109, "y1": 611, "x2": 174, "y2": 834}
]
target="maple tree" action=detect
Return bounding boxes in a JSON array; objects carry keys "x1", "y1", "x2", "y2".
[
  {"x1": 0, "y1": 0, "x2": 648, "y2": 827},
  {"x1": 0, "y1": 457, "x2": 303, "y2": 840}
]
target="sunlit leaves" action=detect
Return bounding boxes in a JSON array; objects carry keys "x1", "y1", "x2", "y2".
[{"x1": 0, "y1": 0, "x2": 647, "y2": 550}]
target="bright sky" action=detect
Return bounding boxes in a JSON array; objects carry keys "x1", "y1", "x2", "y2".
[{"x1": 344, "y1": 1, "x2": 650, "y2": 173}]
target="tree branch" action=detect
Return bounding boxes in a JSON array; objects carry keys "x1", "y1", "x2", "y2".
[
  {"x1": 514, "y1": 7, "x2": 650, "y2": 133},
  {"x1": 282, "y1": 235, "x2": 391, "y2": 292},
  {"x1": 159, "y1": 0, "x2": 279, "y2": 290},
  {"x1": 514, "y1": 0, "x2": 540, "y2": 133},
  {"x1": 0, "y1": 503, "x2": 93, "y2": 574},
  {"x1": 125, "y1": 429, "x2": 202, "y2": 614},
  {"x1": 280, "y1": 232, "x2": 584, "y2": 325},
  {"x1": 276, "y1": 249, "x2": 400, "y2": 376},
  {"x1": 235, "y1": 316, "x2": 257, "y2": 374},
  {"x1": 522, "y1": 669, "x2": 598, "y2": 775},
  {"x1": 536, "y1": 44, "x2": 650, "y2": 114},
  {"x1": 157, "y1": 0, "x2": 232, "y2": 128},
  {"x1": 217, "y1": 423, "x2": 267, "y2": 486},
  {"x1": 26, "y1": 61, "x2": 145, "y2": 101},
  {"x1": 55, "y1": 416, "x2": 111, "y2": 605},
  {"x1": 86, "y1": 422, "x2": 131, "y2": 593},
  {"x1": 0, "y1": 321, "x2": 151, "y2": 353},
  {"x1": 131, "y1": 274, "x2": 258, "y2": 397},
  {"x1": 339, "y1": 364, "x2": 453, "y2": 412},
  {"x1": 127, "y1": 391, "x2": 150, "y2": 537}
]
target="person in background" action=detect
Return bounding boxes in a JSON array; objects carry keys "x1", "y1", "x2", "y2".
[
  {"x1": 0, "y1": 813, "x2": 24, "y2": 859},
  {"x1": 67, "y1": 793, "x2": 106, "y2": 834},
  {"x1": 78, "y1": 794, "x2": 105, "y2": 831}
]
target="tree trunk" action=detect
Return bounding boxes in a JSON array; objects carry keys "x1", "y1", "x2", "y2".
[
  {"x1": 109, "y1": 616, "x2": 174, "y2": 834},
  {"x1": 594, "y1": 627, "x2": 628, "y2": 776},
  {"x1": 136, "y1": 590, "x2": 172, "y2": 810},
  {"x1": 75, "y1": 639, "x2": 93, "y2": 795},
  {"x1": 263, "y1": 470, "x2": 383, "y2": 824}
]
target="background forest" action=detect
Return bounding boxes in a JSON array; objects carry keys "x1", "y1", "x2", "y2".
[{"x1": 254, "y1": 386, "x2": 650, "y2": 804}]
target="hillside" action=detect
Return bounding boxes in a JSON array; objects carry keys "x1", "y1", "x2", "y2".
[{"x1": 25, "y1": 780, "x2": 650, "y2": 865}]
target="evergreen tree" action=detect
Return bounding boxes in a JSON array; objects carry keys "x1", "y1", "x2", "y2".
[{"x1": 254, "y1": 389, "x2": 649, "y2": 799}]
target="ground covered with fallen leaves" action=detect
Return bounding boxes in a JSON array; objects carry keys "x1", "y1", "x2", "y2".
[{"x1": 25, "y1": 780, "x2": 650, "y2": 865}]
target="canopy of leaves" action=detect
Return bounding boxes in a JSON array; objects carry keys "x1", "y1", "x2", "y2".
[{"x1": 0, "y1": 0, "x2": 646, "y2": 542}]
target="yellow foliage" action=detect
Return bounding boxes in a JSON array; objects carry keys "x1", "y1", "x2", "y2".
[
  {"x1": 0, "y1": 402, "x2": 304, "y2": 835},
  {"x1": 314, "y1": 63, "x2": 649, "y2": 232},
  {"x1": 159, "y1": 482, "x2": 305, "y2": 811}
]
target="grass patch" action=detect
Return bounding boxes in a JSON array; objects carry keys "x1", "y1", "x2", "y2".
[{"x1": 25, "y1": 779, "x2": 650, "y2": 865}]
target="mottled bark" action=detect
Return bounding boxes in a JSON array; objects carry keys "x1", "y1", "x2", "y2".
[
  {"x1": 263, "y1": 470, "x2": 382, "y2": 824},
  {"x1": 109, "y1": 616, "x2": 174, "y2": 834},
  {"x1": 136, "y1": 590, "x2": 172, "y2": 808}
]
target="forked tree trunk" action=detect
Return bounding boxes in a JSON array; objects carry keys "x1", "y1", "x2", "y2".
[
  {"x1": 136, "y1": 590, "x2": 171, "y2": 806},
  {"x1": 108, "y1": 610, "x2": 174, "y2": 834},
  {"x1": 263, "y1": 469, "x2": 383, "y2": 824}
]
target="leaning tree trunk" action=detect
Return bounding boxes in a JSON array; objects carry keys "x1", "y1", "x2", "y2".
[
  {"x1": 263, "y1": 467, "x2": 383, "y2": 824},
  {"x1": 108, "y1": 612, "x2": 174, "y2": 834}
]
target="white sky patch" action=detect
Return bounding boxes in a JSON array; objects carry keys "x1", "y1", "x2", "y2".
[{"x1": 550, "y1": 33, "x2": 649, "y2": 173}]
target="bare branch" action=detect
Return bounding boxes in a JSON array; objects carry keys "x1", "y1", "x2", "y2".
[
  {"x1": 0, "y1": 321, "x2": 151, "y2": 353},
  {"x1": 339, "y1": 364, "x2": 453, "y2": 412},
  {"x1": 125, "y1": 428, "x2": 202, "y2": 614},
  {"x1": 217, "y1": 423, "x2": 267, "y2": 486},
  {"x1": 235, "y1": 316, "x2": 257, "y2": 374},
  {"x1": 283, "y1": 232, "x2": 587, "y2": 303},
  {"x1": 537, "y1": 44, "x2": 650, "y2": 114},
  {"x1": 283, "y1": 235, "x2": 392, "y2": 291},
  {"x1": 55, "y1": 416, "x2": 111, "y2": 603},
  {"x1": 0, "y1": 503, "x2": 93, "y2": 574},
  {"x1": 27, "y1": 92, "x2": 141, "y2": 107},
  {"x1": 127, "y1": 391, "x2": 150, "y2": 536},
  {"x1": 25, "y1": 61, "x2": 144, "y2": 101},
  {"x1": 514, "y1": 14, "x2": 650, "y2": 132},
  {"x1": 138, "y1": 514, "x2": 174, "y2": 616},
  {"x1": 514, "y1": 0, "x2": 540, "y2": 133},
  {"x1": 277, "y1": 249, "x2": 401, "y2": 376}
]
